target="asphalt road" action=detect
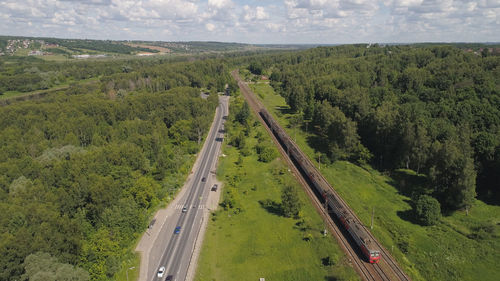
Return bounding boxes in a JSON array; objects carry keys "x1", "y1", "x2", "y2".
[{"x1": 149, "y1": 95, "x2": 229, "y2": 281}]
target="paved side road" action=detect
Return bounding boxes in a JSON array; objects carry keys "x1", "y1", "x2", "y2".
[{"x1": 136, "y1": 95, "x2": 229, "y2": 281}]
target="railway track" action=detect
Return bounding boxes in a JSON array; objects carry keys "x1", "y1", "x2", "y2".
[{"x1": 232, "y1": 70, "x2": 411, "y2": 281}]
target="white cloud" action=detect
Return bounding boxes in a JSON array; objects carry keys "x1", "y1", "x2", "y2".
[
  {"x1": 0, "y1": 0, "x2": 497, "y2": 43},
  {"x1": 52, "y1": 10, "x2": 77, "y2": 26},
  {"x1": 208, "y1": 0, "x2": 233, "y2": 9},
  {"x1": 243, "y1": 5, "x2": 269, "y2": 21},
  {"x1": 387, "y1": 0, "x2": 423, "y2": 7},
  {"x1": 205, "y1": 22, "x2": 216, "y2": 31},
  {"x1": 266, "y1": 22, "x2": 285, "y2": 32}
]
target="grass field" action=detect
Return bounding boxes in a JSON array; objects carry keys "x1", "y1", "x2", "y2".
[
  {"x1": 0, "y1": 77, "x2": 100, "y2": 101},
  {"x1": 195, "y1": 95, "x2": 359, "y2": 281},
  {"x1": 249, "y1": 82, "x2": 500, "y2": 281},
  {"x1": 0, "y1": 86, "x2": 67, "y2": 100}
]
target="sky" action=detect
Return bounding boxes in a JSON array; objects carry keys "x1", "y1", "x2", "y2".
[{"x1": 0, "y1": 0, "x2": 499, "y2": 44}]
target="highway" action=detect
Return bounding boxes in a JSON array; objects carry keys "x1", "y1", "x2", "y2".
[{"x1": 148, "y1": 95, "x2": 229, "y2": 281}]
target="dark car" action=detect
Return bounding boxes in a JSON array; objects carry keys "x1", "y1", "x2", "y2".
[
  {"x1": 174, "y1": 226, "x2": 181, "y2": 234},
  {"x1": 201, "y1": 177, "x2": 206, "y2": 182},
  {"x1": 165, "y1": 275, "x2": 173, "y2": 281},
  {"x1": 211, "y1": 184, "x2": 218, "y2": 191}
]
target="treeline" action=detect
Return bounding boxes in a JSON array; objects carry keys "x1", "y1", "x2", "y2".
[
  {"x1": 0, "y1": 56, "x2": 156, "y2": 93},
  {"x1": 0, "y1": 55, "x2": 232, "y2": 96},
  {"x1": 100, "y1": 59, "x2": 231, "y2": 95},
  {"x1": 0, "y1": 56, "x2": 228, "y2": 280},
  {"x1": 249, "y1": 44, "x2": 500, "y2": 211},
  {"x1": 42, "y1": 38, "x2": 159, "y2": 54},
  {"x1": 148, "y1": 41, "x2": 249, "y2": 53}
]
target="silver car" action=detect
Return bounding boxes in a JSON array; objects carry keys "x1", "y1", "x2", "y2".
[{"x1": 157, "y1": 266, "x2": 165, "y2": 278}]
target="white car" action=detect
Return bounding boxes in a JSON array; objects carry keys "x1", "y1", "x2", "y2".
[{"x1": 157, "y1": 266, "x2": 165, "y2": 278}]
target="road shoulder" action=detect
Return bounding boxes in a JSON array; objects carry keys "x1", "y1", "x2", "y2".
[{"x1": 135, "y1": 96, "x2": 227, "y2": 281}]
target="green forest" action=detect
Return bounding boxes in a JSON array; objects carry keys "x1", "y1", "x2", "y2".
[
  {"x1": 247, "y1": 45, "x2": 500, "y2": 213},
  {"x1": 1, "y1": 43, "x2": 499, "y2": 281},
  {"x1": 0, "y1": 53, "x2": 235, "y2": 97},
  {"x1": 0, "y1": 56, "x2": 230, "y2": 281},
  {"x1": 0, "y1": 55, "x2": 145, "y2": 94}
]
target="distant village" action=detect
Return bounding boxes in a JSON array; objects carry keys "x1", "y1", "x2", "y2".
[
  {"x1": 464, "y1": 47, "x2": 500, "y2": 56},
  {"x1": 0, "y1": 39, "x2": 107, "y2": 58},
  {"x1": 0, "y1": 39, "x2": 56, "y2": 56}
]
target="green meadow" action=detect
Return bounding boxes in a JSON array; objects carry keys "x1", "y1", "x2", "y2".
[
  {"x1": 195, "y1": 95, "x2": 359, "y2": 281},
  {"x1": 249, "y1": 82, "x2": 500, "y2": 281}
]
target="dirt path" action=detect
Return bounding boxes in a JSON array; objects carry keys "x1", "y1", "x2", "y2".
[{"x1": 0, "y1": 79, "x2": 98, "y2": 106}]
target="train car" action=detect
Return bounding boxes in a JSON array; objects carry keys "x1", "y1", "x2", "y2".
[
  {"x1": 347, "y1": 220, "x2": 381, "y2": 263},
  {"x1": 326, "y1": 193, "x2": 380, "y2": 263},
  {"x1": 259, "y1": 108, "x2": 381, "y2": 263}
]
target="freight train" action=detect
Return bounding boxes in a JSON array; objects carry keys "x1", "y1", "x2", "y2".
[{"x1": 259, "y1": 108, "x2": 381, "y2": 264}]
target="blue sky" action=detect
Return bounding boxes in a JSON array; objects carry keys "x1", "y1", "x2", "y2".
[{"x1": 0, "y1": 0, "x2": 498, "y2": 44}]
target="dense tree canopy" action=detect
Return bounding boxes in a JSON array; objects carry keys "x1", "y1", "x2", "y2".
[
  {"x1": 0, "y1": 54, "x2": 231, "y2": 95},
  {"x1": 249, "y1": 44, "x2": 500, "y2": 210},
  {"x1": 0, "y1": 56, "x2": 228, "y2": 280}
]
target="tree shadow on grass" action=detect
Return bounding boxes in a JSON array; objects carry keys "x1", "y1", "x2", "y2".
[
  {"x1": 387, "y1": 169, "x2": 431, "y2": 198},
  {"x1": 293, "y1": 220, "x2": 326, "y2": 234},
  {"x1": 397, "y1": 209, "x2": 419, "y2": 225},
  {"x1": 258, "y1": 199, "x2": 283, "y2": 216},
  {"x1": 324, "y1": 276, "x2": 341, "y2": 281},
  {"x1": 396, "y1": 198, "x2": 430, "y2": 225},
  {"x1": 275, "y1": 105, "x2": 294, "y2": 115},
  {"x1": 305, "y1": 134, "x2": 329, "y2": 156}
]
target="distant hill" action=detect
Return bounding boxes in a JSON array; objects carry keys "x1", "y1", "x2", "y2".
[
  {"x1": 0, "y1": 36, "x2": 300, "y2": 59},
  {"x1": 0, "y1": 36, "x2": 159, "y2": 56},
  {"x1": 144, "y1": 41, "x2": 253, "y2": 52}
]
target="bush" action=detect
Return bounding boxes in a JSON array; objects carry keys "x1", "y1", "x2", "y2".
[
  {"x1": 281, "y1": 185, "x2": 302, "y2": 218},
  {"x1": 240, "y1": 147, "x2": 252, "y2": 156},
  {"x1": 257, "y1": 145, "x2": 278, "y2": 163},
  {"x1": 235, "y1": 101, "x2": 250, "y2": 125},
  {"x1": 303, "y1": 233, "x2": 313, "y2": 242},
  {"x1": 415, "y1": 195, "x2": 441, "y2": 226},
  {"x1": 321, "y1": 256, "x2": 335, "y2": 267}
]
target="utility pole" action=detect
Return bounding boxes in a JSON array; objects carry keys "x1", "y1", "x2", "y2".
[
  {"x1": 370, "y1": 207, "x2": 375, "y2": 230},
  {"x1": 318, "y1": 153, "x2": 321, "y2": 170},
  {"x1": 323, "y1": 193, "x2": 328, "y2": 236}
]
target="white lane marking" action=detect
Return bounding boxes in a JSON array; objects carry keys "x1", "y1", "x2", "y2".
[
  {"x1": 175, "y1": 204, "x2": 204, "y2": 210},
  {"x1": 154, "y1": 99, "x2": 227, "y2": 281}
]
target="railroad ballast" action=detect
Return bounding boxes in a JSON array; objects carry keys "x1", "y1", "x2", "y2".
[{"x1": 259, "y1": 108, "x2": 381, "y2": 264}]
